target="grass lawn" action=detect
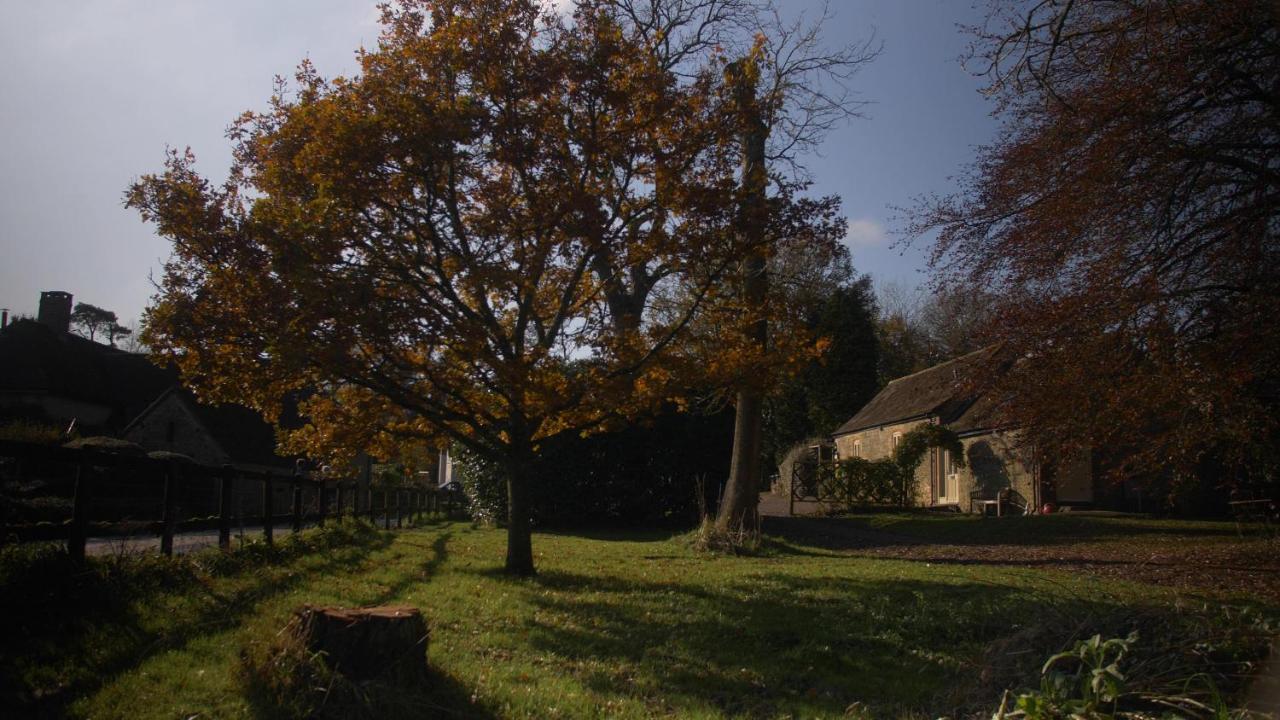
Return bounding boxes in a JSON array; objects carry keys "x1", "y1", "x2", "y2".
[{"x1": 2, "y1": 519, "x2": 1274, "y2": 719}]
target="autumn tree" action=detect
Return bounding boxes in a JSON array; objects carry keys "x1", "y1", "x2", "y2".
[
  {"x1": 916, "y1": 0, "x2": 1280, "y2": 482},
  {"x1": 70, "y1": 302, "x2": 118, "y2": 343},
  {"x1": 703, "y1": 6, "x2": 878, "y2": 533},
  {"x1": 128, "y1": 0, "x2": 839, "y2": 574}
]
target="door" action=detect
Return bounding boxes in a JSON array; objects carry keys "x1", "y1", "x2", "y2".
[{"x1": 937, "y1": 448, "x2": 960, "y2": 505}]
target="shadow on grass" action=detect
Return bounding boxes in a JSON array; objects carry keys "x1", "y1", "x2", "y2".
[
  {"x1": 0, "y1": 522, "x2": 397, "y2": 718},
  {"x1": 362, "y1": 531, "x2": 453, "y2": 607},
  {"x1": 244, "y1": 665, "x2": 497, "y2": 720},
  {"x1": 465, "y1": 563, "x2": 1118, "y2": 718}
]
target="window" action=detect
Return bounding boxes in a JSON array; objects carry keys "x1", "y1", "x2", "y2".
[
  {"x1": 891, "y1": 432, "x2": 902, "y2": 451},
  {"x1": 852, "y1": 439, "x2": 863, "y2": 458}
]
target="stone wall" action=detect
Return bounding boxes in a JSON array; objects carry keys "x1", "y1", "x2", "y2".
[
  {"x1": 124, "y1": 393, "x2": 229, "y2": 466},
  {"x1": 834, "y1": 421, "x2": 1047, "y2": 510},
  {"x1": 958, "y1": 431, "x2": 1038, "y2": 511}
]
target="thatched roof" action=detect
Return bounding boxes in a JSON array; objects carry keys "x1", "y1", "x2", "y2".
[
  {"x1": 0, "y1": 319, "x2": 176, "y2": 430},
  {"x1": 833, "y1": 346, "x2": 1002, "y2": 436}
]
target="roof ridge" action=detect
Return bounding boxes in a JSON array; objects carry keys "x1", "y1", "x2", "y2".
[{"x1": 882, "y1": 343, "x2": 997, "y2": 385}]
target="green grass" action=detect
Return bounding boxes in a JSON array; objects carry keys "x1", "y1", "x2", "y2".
[{"x1": 1, "y1": 520, "x2": 1272, "y2": 719}]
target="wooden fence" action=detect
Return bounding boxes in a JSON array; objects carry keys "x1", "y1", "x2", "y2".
[{"x1": 0, "y1": 439, "x2": 461, "y2": 561}]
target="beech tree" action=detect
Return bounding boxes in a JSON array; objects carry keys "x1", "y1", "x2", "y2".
[
  {"x1": 128, "y1": 0, "x2": 841, "y2": 574},
  {"x1": 916, "y1": 0, "x2": 1280, "y2": 480},
  {"x1": 707, "y1": 8, "x2": 879, "y2": 533}
]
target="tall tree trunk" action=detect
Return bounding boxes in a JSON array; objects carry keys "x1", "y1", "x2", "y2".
[
  {"x1": 716, "y1": 57, "x2": 769, "y2": 533},
  {"x1": 504, "y1": 436, "x2": 536, "y2": 576}
]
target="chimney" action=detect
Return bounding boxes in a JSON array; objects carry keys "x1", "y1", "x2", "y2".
[
  {"x1": 38, "y1": 291, "x2": 73, "y2": 333},
  {"x1": 1, "y1": 309, "x2": 8, "y2": 329}
]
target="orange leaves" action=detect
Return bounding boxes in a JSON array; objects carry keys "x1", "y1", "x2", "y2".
[{"x1": 127, "y1": 0, "x2": 836, "y2": 472}]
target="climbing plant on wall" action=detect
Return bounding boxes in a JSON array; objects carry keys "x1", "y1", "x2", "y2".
[{"x1": 891, "y1": 425, "x2": 965, "y2": 506}]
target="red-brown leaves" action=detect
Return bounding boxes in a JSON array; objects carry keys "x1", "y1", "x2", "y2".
[{"x1": 917, "y1": 0, "x2": 1280, "y2": 482}]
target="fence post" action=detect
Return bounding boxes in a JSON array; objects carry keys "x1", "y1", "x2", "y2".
[
  {"x1": 263, "y1": 475, "x2": 274, "y2": 546},
  {"x1": 318, "y1": 482, "x2": 328, "y2": 528},
  {"x1": 383, "y1": 490, "x2": 390, "y2": 530},
  {"x1": 160, "y1": 460, "x2": 178, "y2": 557},
  {"x1": 68, "y1": 461, "x2": 89, "y2": 563},
  {"x1": 218, "y1": 466, "x2": 233, "y2": 551},
  {"x1": 292, "y1": 481, "x2": 302, "y2": 533}
]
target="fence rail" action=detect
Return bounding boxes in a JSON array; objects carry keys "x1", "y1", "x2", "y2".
[{"x1": 0, "y1": 439, "x2": 460, "y2": 561}]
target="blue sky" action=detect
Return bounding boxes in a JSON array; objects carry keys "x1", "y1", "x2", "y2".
[{"x1": 0, "y1": 0, "x2": 996, "y2": 326}]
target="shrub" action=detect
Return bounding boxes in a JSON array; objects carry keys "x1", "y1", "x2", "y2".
[
  {"x1": 452, "y1": 408, "x2": 733, "y2": 529},
  {"x1": 827, "y1": 457, "x2": 901, "y2": 507},
  {"x1": 450, "y1": 445, "x2": 508, "y2": 526},
  {"x1": 0, "y1": 420, "x2": 70, "y2": 445}
]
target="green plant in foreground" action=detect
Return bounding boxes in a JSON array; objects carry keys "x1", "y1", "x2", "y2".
[
  {"x1": 994, "y1": 630, "x2": 1261, "y2": 720},
  {"x1": 1007, "y1": 632, "x2": 1135, "y2": 719}
]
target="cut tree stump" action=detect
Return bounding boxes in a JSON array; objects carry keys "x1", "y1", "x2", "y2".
[{"x1": 293, "y1": 605, "x2": 429, "y2": 683}]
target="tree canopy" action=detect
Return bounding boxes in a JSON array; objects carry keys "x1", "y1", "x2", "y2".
[
  {"x1": 916, "y1": 0, "x2": 1280, "y2": 479},
  {"x1": 128, "y1": 0, "x2": 848, "y2": 573},
  {"x1": 69, "y1": 303, "x2": 117, "y2": 343}
]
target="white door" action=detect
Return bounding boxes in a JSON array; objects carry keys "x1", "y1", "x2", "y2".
[{"x1": 937, "y1": 449, "x2": 960, "y2": 504}]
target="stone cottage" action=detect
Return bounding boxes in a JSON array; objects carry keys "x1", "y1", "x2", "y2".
[{"x1": 832, "y1": 347, "x2": 1094, "y2": 511}]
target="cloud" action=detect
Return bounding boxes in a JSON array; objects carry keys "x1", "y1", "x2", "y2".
[{"x1": 844, "y1": 218, "x2": 888, "y2": 248}]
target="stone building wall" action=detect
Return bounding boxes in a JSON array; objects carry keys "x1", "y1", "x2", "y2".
[
  {"x1": 124, "y1": 393, "x2": 229, "y2": 466},
  {"x1": 835, "y1": 422, "x2": 1046, "y2": 510}
]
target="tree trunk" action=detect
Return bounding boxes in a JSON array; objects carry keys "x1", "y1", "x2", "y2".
[
  {"x1": 719, "y1": 381, "x2": 764, "y2": 530},
  {"x1": 716, "y1": 56, "x2": 769, "y2": 533},
  {"x1": 504, "y1": 443, "x2": 536, "y2": 576}
]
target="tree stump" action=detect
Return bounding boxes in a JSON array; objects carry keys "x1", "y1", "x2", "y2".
[{"x1": 293, "y1": 605, "x2": 429, "y2": 683}]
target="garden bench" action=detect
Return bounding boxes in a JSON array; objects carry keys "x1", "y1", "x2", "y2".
[
  {"x1": 970, "y1": 488, "x2": 1031, "y2": 517},
  {"x1": 1228, "y1": 498, "x2": 1277, "y2": 537}
]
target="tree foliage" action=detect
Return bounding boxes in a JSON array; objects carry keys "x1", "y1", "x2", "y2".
[
  {"x1": 69, "y1": 303, "x2": 117, "y2": 343},
  {"x1": 875, "y1": 282, "x2": 995, "y2": 384},
  {"x1": 763, "y1": 274, "x2": 879, "y2": 467},
  {"x1": 916, "y1": 0, "x2": 1280, "y2": 479},
  {"x1": 127, "y1": 0, "x2": 846, "y2": 574}
]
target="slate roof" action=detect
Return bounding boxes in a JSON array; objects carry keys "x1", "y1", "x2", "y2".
[{"x1": 833, "y1": 346, "x2": 1004, "y2": 437}]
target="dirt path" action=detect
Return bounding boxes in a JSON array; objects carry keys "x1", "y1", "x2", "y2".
[{"x1": 758, "y1": 493, "x2": 1280, "y2": 603}]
